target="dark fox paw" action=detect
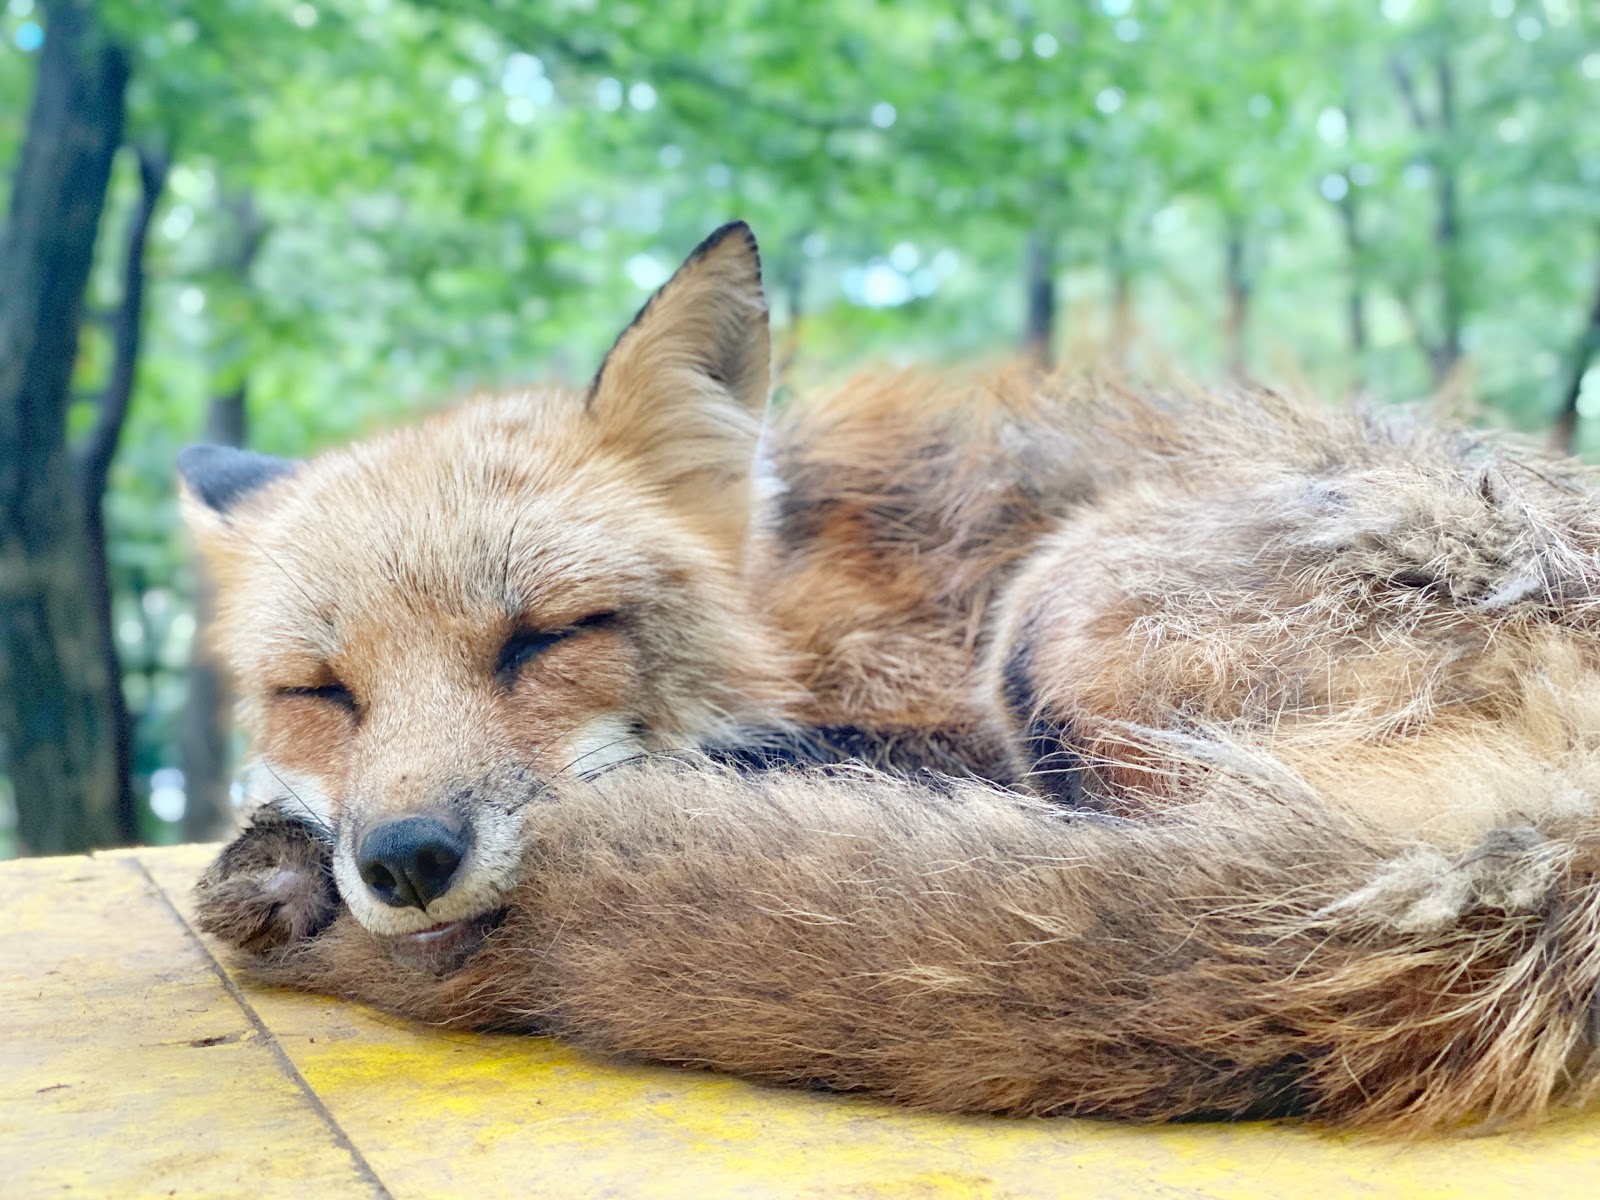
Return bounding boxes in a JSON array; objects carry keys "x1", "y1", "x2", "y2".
[{"x1": 194, "y1": 802, "x2": 342, "y2": 954}]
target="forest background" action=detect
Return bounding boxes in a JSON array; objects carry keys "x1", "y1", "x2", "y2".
[{"x1": 1, "y1": 0, "x2": 1597, "y2": 855}]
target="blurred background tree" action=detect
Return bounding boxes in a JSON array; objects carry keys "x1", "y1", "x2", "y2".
[{"x1": 0, "y1": 0, "x2": 1596, "y2": 855}]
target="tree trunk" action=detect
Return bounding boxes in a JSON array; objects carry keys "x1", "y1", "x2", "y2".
[
  {"x1": 1392, "y1": 52, "x2": 1464, "y2": 387},
  {"x1": 76, "y1": 145, "x2": 168, "y2": 844},
  {"x1": 181, "y1": 191, "x2": 265, "y2": 841},
  {"x1": 1432, "y1": 55, "x2": 1463, "y2": 384},
  {"x1": 1338, "y1": 195, "x2": 1367, "y2": 367},
  {"x1": 1552, "y1": 252, "x2": 1600, "y2": 455},
  {"x1": 0, "y1": 1, "x2": 130, "y2": 854},
  {"x1": 1334, "y1": 96, "x2": 1367, "y2": 389},
  {"x1": 180, "y1": 384, "x2": 248, "y2": 841},
  {"x1": 1108, "y1": 232, "x2": 1133, "y2": 369},
  {"x1": 1224, "y1": 224, "x2": 1252, "y2": 379},
  {"x1": 1024, "y1": 229, "x2": 1057, "y2": 369},
  {"x1": 772, "y1": 246, "x2": 805, "y2": 400}
]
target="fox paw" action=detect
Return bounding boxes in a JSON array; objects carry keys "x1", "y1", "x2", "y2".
[{"x1": 194, "y1": 802, "x2": 342, "y2": 954}]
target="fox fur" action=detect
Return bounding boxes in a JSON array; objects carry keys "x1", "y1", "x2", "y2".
[
  {"x1": 202, "y1": 760, "x2": 1600, "y2": 1131},
  {"x1": 186, "y1": 222, "x2": 1600, "y2": 1131}
]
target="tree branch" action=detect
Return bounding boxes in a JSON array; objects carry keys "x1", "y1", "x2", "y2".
[
  {"x1": 75, "y1": 144, "x2": 168, "y2": 500},
  {"x1": 1390, "y1": 56, "x2": 1430, "y2": 132},
  {"x1": 423, "y1": 0, "x2": 853, "y2": 134}
]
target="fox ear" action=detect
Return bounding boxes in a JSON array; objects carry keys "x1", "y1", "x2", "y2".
[
  {"x1": 586, "y1": 221, "x2": 771, "y2": 553},
  {"x1": 178, "y1": 446, "x2": 297, "y2": 515},
  {"x1": 177, "y1": 445, "x2": 297, "y2": 556}
]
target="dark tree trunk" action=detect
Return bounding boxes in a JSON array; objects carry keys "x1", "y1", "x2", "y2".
[
  {"x1": 1333, "y1": 96, "x2": 1367, "y2": 388},
  {"x1": 180, "y1": 384, "x2": 248, "y2": 842},
  {"x1": 1432, "y1": 56, "x2": 1463, "y2": 383},
  {"x1": 1024, "y1": 228, "x2": 1057, "y2": 369},
  {"x1": 1224, "y1": 225, "x2": 1252, "y2": 379},
  {"x1": 1108, "y1": 232, "x2": 1133, "y2": 369},
  {"x1": 0, "y1": 1, "x2": 130, "y2": 854},
  {"x1": 1552, "y1": 253, "x2": 1600, "y2": 455},
  {"x1": 772, "y1": 245, "x2": 805, "y2": 400},
  {"x1": 76, "y1": 145, "x2": 168, "y2": 844},
  {"x1": 1392, "y1": 52, "x2": 1464, "y2": 387},
  {"x1": 201, "y1": 385, "x2": 250, "y2": 450},
  {"x1": 181, "y1": 191, "x2": 265, "y2": 842},
  {"x1": 1338, "y1": 195, "x2": 1367, "y2": 364}
]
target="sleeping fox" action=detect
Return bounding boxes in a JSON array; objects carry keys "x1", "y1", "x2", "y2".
[{"x1": 186, "y1": 223, "x2": 1600, "y2": 1130}]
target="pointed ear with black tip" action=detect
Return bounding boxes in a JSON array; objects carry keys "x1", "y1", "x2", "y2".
[
  {"x1": 177, "y1": 445, "x2": 298, "y2": 557},
  {"x1": 178, "y1": 445, "x2": 297, "y2": 515},
  {"x1": 586, "y1": 221, "x2": 771, "y2": 555}
]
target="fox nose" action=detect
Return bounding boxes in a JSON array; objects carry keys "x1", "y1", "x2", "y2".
[{"x1": 356, "y1": 816, "x2": 469, "y2": 910}]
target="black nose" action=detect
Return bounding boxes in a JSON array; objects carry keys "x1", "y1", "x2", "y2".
[{"x1": 356, "y1": 817, "x2": 469, "y2": 910}]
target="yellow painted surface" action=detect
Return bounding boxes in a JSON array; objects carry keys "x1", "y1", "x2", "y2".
[
  {"x1": 2, "y1": 846, "x2": 1597, "y2": 1198},
  {"x1": 0, "y1": 848, "x2": 377, "y2": 1198}
]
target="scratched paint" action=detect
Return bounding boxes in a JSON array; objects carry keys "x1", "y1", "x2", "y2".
[
  {"x1": 3, "y1": 846, "x2": 1597, "y2": 1199},
  {"x1": 0, "y1": 851, "x2": 377, "y2": 1198}
]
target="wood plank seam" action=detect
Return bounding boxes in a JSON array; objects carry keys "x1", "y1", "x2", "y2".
[{"x1": 129, "y1": 853, "x2": 396, "y2": 1200}]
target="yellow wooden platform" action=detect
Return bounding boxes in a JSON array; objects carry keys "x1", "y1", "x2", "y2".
[{"x1": 4, "y1": 847, "x2": 1599, "y2": 1199}]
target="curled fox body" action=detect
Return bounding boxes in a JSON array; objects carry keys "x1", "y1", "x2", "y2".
[{"x1": 187, "y1": 223, "x2": 1600, "y2": 1130}]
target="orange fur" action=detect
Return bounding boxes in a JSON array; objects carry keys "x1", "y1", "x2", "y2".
[
  {"x1": 187, "y1": 225, "x2": 1600, "y2": 1130},
  {"x1": 199, "y1": 761, "x2": 1600, "y2": 1131}
]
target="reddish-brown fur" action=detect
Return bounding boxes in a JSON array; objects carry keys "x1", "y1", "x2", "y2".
[
  {"x1": 200, "y1": 763, "x2": 1600, "y2": 1131},
  {"x1": 189, "y1": 224, "x2": 1600, "y2": 1131}
]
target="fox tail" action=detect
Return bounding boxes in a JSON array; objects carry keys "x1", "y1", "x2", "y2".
[{"x1": 201, "y1": 751, "x2": 1600, "y2": 1132}]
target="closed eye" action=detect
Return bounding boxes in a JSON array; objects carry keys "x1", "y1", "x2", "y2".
[
  {"x1": 276, "y1": 681, "x2": 358, "y2": 713},
  {"x1": 497, "y1": 612, "x2": 616, "y2": 683}
]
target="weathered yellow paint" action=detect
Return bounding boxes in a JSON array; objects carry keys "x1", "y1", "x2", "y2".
[
  {"x1": 3, "y1": 846, "x2": 1598, "y2": 1198},
  {"x1": 0, "y1": 848, "x2": 377, "y2": 1199}
]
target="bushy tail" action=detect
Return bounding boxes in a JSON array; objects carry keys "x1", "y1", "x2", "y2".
[{"x1": 205, "y1": 760, "x2": 1600, "y2": 1132}]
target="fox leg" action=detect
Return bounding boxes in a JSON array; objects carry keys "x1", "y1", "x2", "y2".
[
  {"x1": 194, "y1": 800, "x2": 342, "y2": 954},
  {"x1": 988, "y1": 523, "x2": 1184, "y2": 811},
  {"x1": 194, "y1": 800, "x2": 521, "y2": 1022},
  {"x1": 985, "y1": 486, "x2": 1382, "y2": 812}
]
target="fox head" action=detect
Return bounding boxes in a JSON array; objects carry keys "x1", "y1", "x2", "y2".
[{"x1": 180, "y1": 223, "x2": 795, "y2": 938}]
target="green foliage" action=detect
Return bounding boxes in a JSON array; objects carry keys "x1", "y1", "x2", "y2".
[{"x1": 1, "y1": 0, "x2": 1597, "y2": 849}]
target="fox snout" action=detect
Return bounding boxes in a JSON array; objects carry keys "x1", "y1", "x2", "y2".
[
  {"x1": 355, "y1": 815, "x2": 471, "y2": 911},
  {"x1": 327, "y1": 777, "x2": 530, "y2": 936}
]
